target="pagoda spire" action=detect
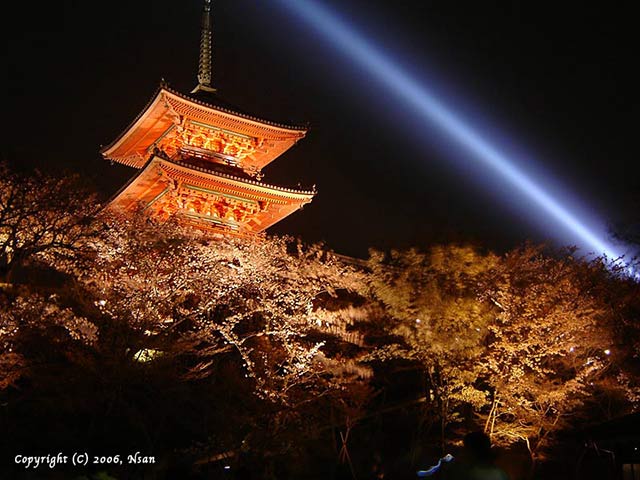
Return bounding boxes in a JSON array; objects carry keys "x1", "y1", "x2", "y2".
[{"x1": 192, "y1": 0, "x2": 216, "y2": 94}]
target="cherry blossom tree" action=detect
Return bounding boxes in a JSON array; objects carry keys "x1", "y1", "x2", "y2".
[
  {"x1": 2, "y1": 163, "x2": 639, "y2": 478},
  {"x1": 0, "y1": 163, "x2": 97, "y2": 283},
  {"x1": 2, "y1": 192, "x2": 374, "y2": 473},
  {"x1": 63, "y1": 212, "x2": 372, "y2": 406}
]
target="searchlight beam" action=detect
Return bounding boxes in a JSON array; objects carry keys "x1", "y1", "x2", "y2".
[{"x1": 275, "y1": 0, "x2": 629, "y2": 265}]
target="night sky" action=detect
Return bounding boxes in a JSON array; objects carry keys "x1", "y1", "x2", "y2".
[{"x1": 4, "y1": 1, "x2": 639, "y2": 258}]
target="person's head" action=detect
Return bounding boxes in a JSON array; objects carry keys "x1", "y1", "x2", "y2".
[{"x1": 463, "y1": 431, "x2": 494, "y2": 462}]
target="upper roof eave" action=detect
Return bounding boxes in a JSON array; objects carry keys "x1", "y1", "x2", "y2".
[
  {"x1": 164, "y1": 85, "x2": 308, "y2": 132},
  {"x1": 100, "y1": 84, "x2": 164, "y2": 156},
  {"x1": 101, "y1": 83, "x2": 308, "y2": 157}
]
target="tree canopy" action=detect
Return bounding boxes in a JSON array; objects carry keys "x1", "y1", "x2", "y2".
[{"x1": 1, "y1": 164, "x2": 639, "y2": 479}]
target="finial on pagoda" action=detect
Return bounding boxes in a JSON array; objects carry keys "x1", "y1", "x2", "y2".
[{"x1": 192, "y1": 0, "x2": 217, "y2": 94}]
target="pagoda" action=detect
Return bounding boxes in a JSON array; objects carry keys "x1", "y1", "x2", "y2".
[{"x1": 101, "y1": 0, "x2": 315, "y2": 235}]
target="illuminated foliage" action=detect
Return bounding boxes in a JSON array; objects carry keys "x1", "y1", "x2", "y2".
[
  {"x1": 64, "y1": 212, "x2": 372, "y2": 407},
  {"x1": 1, "y1": 175, "x2": 373, "y2": 471},
  {"x1": 367, "y1": 246, "x2": 498, "y2": 449},
  {"x1": 0, "y1": 163, "x2": 97, "y2": 282},
  {"x1": 1, "y1": 164, "x2": 639, "y2": 477},
  {"x1": 367, "y1": 244, "x2": 640, "y2": 466},
  {"x1": 477, "y1": 247, "x2": 620, "y2": 464}
]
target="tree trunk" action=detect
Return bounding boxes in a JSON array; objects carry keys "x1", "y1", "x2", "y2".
[
  {"x1": 525, "y1": 438, "x2": 537, "y2": 480},
  {"x1": 484, "y1": 392, "x2": 499, "y2": 439},
  {"x1": 440, "y1": 400, "x2": 448, "y2": 455},
  {"x1": 528, "y1": 456, "x2": 537, "y2": 480}
]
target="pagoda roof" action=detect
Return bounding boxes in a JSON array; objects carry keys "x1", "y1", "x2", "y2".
[
  {"x1": 160, "y1": 154, "x2": 316, "y2": 198},
  {"x1": 101, "y1": 85, "x2": 307, "y2": 171},
  {"x1": 179, "y1": 86, "x2": 307, "y2": 131},
  {"x1": 109, "y1": 154, "x2": 315, "y2": 233}
]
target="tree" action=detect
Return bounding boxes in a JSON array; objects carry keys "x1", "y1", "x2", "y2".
[
  {"x1": 64, "y1": 212, "x2": 372, "y2": 405},
  {"x1": 477, "y1": 247, "x2": 629, "y2": 470},
  {"x1": 2, "y1": 163, "x2": 639, "y2": 478},
  {"x1": 367, "y1": 245, "x2": 497, "y2": 452},
  {"x1": 0, "y1": 163, "x2": 97, "y2": 283},
  {"x1": 1, "y1": 196, "x2": 374, "y2": 476},
  {"x1": 367, "y1": 243, "x2": 640, "y2": 474}
]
